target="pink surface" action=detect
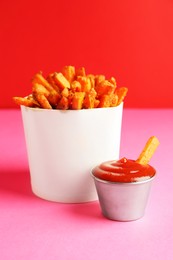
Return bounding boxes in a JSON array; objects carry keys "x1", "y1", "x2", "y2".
[{"x1": 0, "y1": 108, "x2": 173, "y2": 259}]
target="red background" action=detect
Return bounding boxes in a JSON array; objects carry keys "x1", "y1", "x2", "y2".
[{"x1": 0, "y1": 0, "x2": 173, "y2": 108}]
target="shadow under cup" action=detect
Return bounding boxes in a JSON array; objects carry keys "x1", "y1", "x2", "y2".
[{"x1": 21, "y1": 103, "x2": 123, "y2": 203}]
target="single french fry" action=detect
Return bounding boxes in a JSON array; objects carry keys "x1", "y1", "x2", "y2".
[
  {"x1": 83, "y1": 95, "x2": 93, "y2": 109},
  {"x1": 53, "y1": 72, "x2": 70, "y2": 90},
  {"x1": 116, "y1": 87, "x2": 128, "y2": 105},
  {"x1": 95, "y1": 75, "x2": 105, "y2": 86},
  {"x1": 71, "y1": 92, "x2": 85, "y2": 110},
  {"x1": 13, "y1": 96, "x2": 36, "y2": 107},
  {"x1": 62, "y1": 65, "x2": 75, "y2": 83},
  {"x1": 95, "y1": 80, "x2": 115, "y2": 97},
  {"x1": 32, "y1": 83, "x2": 50, "y2": 97},
  {"x1": 48, "y1": 90, "x2": 61, "y2": 107},
  {"x1": 109, "y1": 77, "x2": 117, "y2": 87},
  {"x1": 83, "y1": 89, "x2": 97, "y2": 109},
  {"x1": 87, "y1": 74, "x2": 95, "y2": 89},
  {"x1": 57, "y1": 96, "x2": 69, "y2": 110},
  {"x1": 27, "y1": 95, "x2": 41, "y2": 107},
  {"x1": 136, "y1": 136, "x2": 160, "y2": 165},
  {"x1": 34, "y1": 93, "x2": 52, "y2": 109},
  {"x1": 75, "y1": 67, "x2": 86, "y2": 77},
  {"x1": 98, "y1": 94, "x2": 111, "y2": 108},
  {"x1": 32, "y1": 72, "x2": 54, "y2": 92},
  {"x1": 109, "y1": 93, "x2": 118, "y2": 107},
  {"x1": 61, "y1": 87, "x2": 69, "y2": 98},
  {"x1": 77, "y1": 76, "x2": 91, "y2": 92},
  {"x1": 67, "y1": 90, "x2": 74, "y2": 108},
  {"x1": 94, "y1": 99, "x2": 100, "y2": 108},
  {"x1": 47, "y1": 73, "x2": 61, "y2": 93},
  {"x1": 71, "y1": 80, "x2": 81, "y2": 92},
  {"x1": 32, "y1": 82, "x2": 60, "y2": 107}
]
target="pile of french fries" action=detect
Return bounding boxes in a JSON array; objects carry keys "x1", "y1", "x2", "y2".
[{"x1": 13, "y1": 66, "x2": 128, "y2": 110}]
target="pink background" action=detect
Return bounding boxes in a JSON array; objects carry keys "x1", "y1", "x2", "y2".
[
  {"x1": 0, "y1": 0, "x2": 173, "y2": 108},
  {"x1": 1, "y1": 108, "x2": 173, "y2": 259}
]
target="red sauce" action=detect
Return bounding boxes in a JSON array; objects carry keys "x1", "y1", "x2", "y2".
[{"x1": 92, "y1": 157, "x2": 156, "y2": 183}]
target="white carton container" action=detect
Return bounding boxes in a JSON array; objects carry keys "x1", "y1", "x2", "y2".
[{"x1": 21, "y1": 103, "x2": 123, "y2": 203}]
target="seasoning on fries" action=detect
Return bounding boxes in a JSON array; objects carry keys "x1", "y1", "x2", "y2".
[{"x1": 13, "y1": 65, "x2": 128, "y2": 110}]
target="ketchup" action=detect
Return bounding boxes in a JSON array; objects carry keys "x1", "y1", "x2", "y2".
[{"x1": 92, "y1": 157, "x2": 156, "y2": 183}]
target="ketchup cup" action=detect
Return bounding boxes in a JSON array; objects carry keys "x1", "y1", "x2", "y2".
[{"x1": 91, "y1": 172, "x2": 155, "y2": 221}]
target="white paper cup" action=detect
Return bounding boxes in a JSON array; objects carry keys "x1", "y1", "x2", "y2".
[{"x1": 21, "y1": 103, "x2": 123, "y2": 203}]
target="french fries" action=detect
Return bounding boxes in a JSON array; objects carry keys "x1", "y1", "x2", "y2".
[
  {"x1": 136, "y1": 136, "x2": 160, "y2": 165},
  {"x1": 72, "y1": 92, "x2": 85, "y2": 110},
  {"x1": 13, "y1": 65, "x2": 128, "y2": 110},
  {"x1": 13, "y1": 96, "x2": 39, "y2": 107}
]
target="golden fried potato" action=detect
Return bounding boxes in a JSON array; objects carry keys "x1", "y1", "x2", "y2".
[
  {"x1": 94, "y1": 99, "x2": 100, "y2": 108},
  {"x1": 71, "y1": 92, "x2": 85, "y2": 110},
  {"x1": 95, "y1": 75, "x2": 105, "y2": 86},
  {"x1": 57, "y1": 96, "x2": 69, "y2": 110},
  {"x1": 109, "y1": 77, "x2": 117, "y2": 87},
  {"x1": 75, "y1": 67, "x2": 86, "y2": 77},
  {"x1": 48, "y1": 90, "x2": 61, "y2": 107},
  {"x1": 87, "y1": 74, "x2": 95, "y2": 89},
  {"x1": 32, "y1": 83, "x2": 50, "y2": 97},
  {"x1": 95, "y1": 80, "x2": 115, "y2": 97},
  {"x1": 13, "y1": 65, "x2": 128, "y2": 110},
  {"x1": 53, "y1": 72, "x2": 70, "y2": 90},
  {"x1": 34, "y1": 93, "x2": 52, "y2": 109},
  {"x1": 13, "y1": 96, "x2": 37, "y2": 107},
  {"x1": 32, "y1": 72, "x2": 54, "y2": 92},
  {"x1": 28, "y1": 95, "x2": 41, "y2": 107},
  {"x1": 62, "y1": 65, "x2": 75, "y2": 83},
  {"x1": 98, "y1": 95, "x2": 111, "y2": 108},
  {"x1": 83, "y1": 88, "x2": 97, "y2": 109},
  {"x1": 47, "y1": 73, "x2": 61, "y2": 93},
  {"x1": 116, "y1": 87, "x2": 128, "y2": 105},
  {"x1": 76, "y1": 76, "x2": 91, "y2": 93},
  {"x1": 136, "y1": 136, "x2": 160, "y2": 165},
  {"x1": 61, "y1": 87, "x2": 69, "y2": 98},
  {"x1": 71, "y1": 80, "x2": 82, "y2": 92},
  {"x1": 109, "y1": 93, "x2": 118, "y2": 107}
]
